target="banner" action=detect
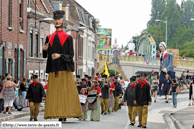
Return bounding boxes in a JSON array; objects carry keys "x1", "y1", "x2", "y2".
[{"x1": 98, "y1": 28, "x2": 112, "y2": 50}]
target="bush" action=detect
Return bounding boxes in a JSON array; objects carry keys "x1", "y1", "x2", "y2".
[{"x1": 100, "y1": 69, "x2": 123, "y2": 80}]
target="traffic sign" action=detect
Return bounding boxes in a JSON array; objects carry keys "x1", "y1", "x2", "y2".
[{"x1": 113, "y1": 50, "x2": 119, "y2": 57}]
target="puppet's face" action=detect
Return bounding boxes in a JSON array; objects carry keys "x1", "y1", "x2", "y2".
[
  {"x1": 54, "y1": 18, "x2": 63, "y2": 29},
  {"x1": 159, "y1": 45, "x2": 165, "y2": 52}
]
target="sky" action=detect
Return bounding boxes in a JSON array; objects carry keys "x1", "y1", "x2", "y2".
[{"x1": 76, "y1": 0, "x2": 184, "y2": 47}]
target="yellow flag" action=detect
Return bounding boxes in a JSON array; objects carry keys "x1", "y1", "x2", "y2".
[{"x1": 103, "y1": 61, "x2": 109, "y2": 77}]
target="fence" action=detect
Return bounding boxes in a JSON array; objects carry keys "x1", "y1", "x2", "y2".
[{"x1": 97, "y1": 53, "x2": 194, "y2": 69}]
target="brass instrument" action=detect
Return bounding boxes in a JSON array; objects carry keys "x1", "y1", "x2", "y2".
[
  {"x1": 76, "y1": 81, "x2": 80, "y2": 86},
  {"x1": 104, "y1": 81, "x2": 108, "y2": 85},
  {"x1": 99, "y1": 81, "x2": 108, "y2": 89}
]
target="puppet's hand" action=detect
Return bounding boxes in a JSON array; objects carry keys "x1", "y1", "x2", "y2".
[
  {"x1": 52, "y1": 53, "x2": 60, "y2": 60},
  {"x1": 43, "y1": 44, "x2": 49, "y2": 50},
  {"x1": 162, "y1": 68, "x2": 167, "y2": 73}
]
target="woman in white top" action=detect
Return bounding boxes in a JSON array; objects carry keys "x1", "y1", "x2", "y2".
[{"x1": 2, "y1": 75, "x2": 20, "y2": 114}]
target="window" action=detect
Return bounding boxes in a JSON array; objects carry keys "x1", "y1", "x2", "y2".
[
  {"x1": 19, "y1": 0, "x2": 23, "y2": 29},
  {"x1": 92, "y1": 43, "x2": 95, "y2": 60},
  {"x1": 35, "y1": 31, "x2": 39, "y2": 57},
  {"x1": 40, "y1": 38, "x2": 43, "y2": 56},
  {"x1": 8, "y1": 0, "x2": 12, "y2": 27},
  {"x1": 30, "y1": 30, "x2": 33, "y2": 57},
  {"x1": 73, "y1": 39, "x2": 76, "y2": 61},
  {"x1": 87, "y1": 43, "x2": 90, "y2": 59},
  {"x1": 78, "y1": 37, "x2": 83, "y2": 57},
  {"x1": 27, "y1": 0, "x2": 30, "y2": 6}
]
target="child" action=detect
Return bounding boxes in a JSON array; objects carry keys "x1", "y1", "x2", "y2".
[
  {"x1": 89, "y1": 80, "x2": 101, "y2": 121},
  {"x1": 79, "y1": 88, "x2": 88, "y2": 120},
  {"x1": 169, "y1": 79, "x2": 179, "y2": 108}
]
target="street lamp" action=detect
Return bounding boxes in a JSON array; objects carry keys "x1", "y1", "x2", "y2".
[{"x1": 155, "y1": 17, "x2": 167, "y2": 46}]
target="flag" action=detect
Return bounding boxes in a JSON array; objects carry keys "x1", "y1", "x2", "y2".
[{"x1": 103, "y1": 61, "x2": 109, "y2": 77}]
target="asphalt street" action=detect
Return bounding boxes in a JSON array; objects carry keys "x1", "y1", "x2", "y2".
[{"x1": 1, "y1": 93, "x2": 191, "y2": 129}]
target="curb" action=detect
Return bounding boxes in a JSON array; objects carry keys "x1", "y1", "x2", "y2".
[
  {"x1": 169, "y1": 114, "x2": 185, "y2": 129},
  {"x1": 0, "y1": 109, "x2": 45, "y2": 122}
]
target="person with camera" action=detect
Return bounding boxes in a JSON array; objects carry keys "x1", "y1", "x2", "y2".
[{"x1": 169, "y1": 79, "x2": 179, "y2": 108}]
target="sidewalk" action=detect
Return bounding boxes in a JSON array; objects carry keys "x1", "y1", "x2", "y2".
[
  {"x1": 0, "y1": 106, "x2": 45, "y2": 122},
  {"x1": 170, "y1": 106, "x2": 194, "y2": 129}
]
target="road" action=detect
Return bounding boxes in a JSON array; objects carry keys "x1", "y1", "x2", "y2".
[{"x1": 2, "y1": 93, "x2": 190, "y2": 129}]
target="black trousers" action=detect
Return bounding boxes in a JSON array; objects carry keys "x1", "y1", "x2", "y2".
[{"x1": 0, "y1": 99, "x2": 3, "y2": 113}]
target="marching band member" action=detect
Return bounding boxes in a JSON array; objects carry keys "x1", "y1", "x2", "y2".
[
  {"x1": 26, "y1": 75, "x2": 46, "y2": 121},
  {"x1": 79, "y1": 88, "x2": 88, "y2": 121},
  {"x1": 112, "y1": 77, "x2": 122, "y2": 112},
  {"x1": 124, "y1": 77, "x2": 137, "y2": 126},
  {"x1": 76, "y1": 75, "x2": 81, "y2": 94},
  {"x1": 88, "y1": 76, "x2": 92, "y2": 87},
  {"x1": 108, "y1": 75, "x2": 115, "y2": 113},
  {"x1": 100, "y1": 75, "x2": 110, "y2": 115},
  {"x1": 134, "y1": 73, "x2": 151, "y2": 128},
  {"x1": 90, "y1": 80, "x2": 101, "y2": 121}
]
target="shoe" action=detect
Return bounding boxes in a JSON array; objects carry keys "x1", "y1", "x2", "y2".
[
  {"x1": 34, "y1": 119, "x2": 38, "y2": 121},
  {"x1": 101, "y1": 112, "x2": 104, "y2": 114},
  {"x1": 130, "y1": 123, "x2": 134, "y2": 126},
  {"x1": 137, "y1": 125, "x2": 142, "y2": 127},
  {"x1": 165, "y1": 101, "x2": 168, "y2": 103},
  {"x1": 17, "y1": 107, "x2": 23, "y2": 111},
  {"x1": 142, "y1": 126, "x2": 147, "y2": 128},
  {"x1": 154, "y1": 100, "x2": 156, "y2": 103},
  {"x1": 3, "y1": 111, "x2": 6, "y2": 114},
  {"x1": 164, "y1": 98, "x2": 166, "y2": 99},
  {"x1": 174, "y1": 106, "x2": 177, "y2": 108},
  {"x1": 8, "y1": 111, "x2": 11, "y2": 114},
  {"x1": 104, "y1": 113, "x2": 107, "y2": 115},
  {"x1": 188, "y1": 103, "x2": 191, "y2": 106},
  {"x1": 59, "y1": 118, "x2": 63, "y2": 121},
  {"x1": 62, "y1": 118, "x2": 66, "y2": 122},
  {"x1": 172, "y1": 106, "x2": 175, "y2": 108},
  {"x1": 30, "y1": 118, "x2": 33, "y2": 121},
  {"x1": 108, "y1": 110, "x2": 110, "y2": 114},
  {"x1": 192, "y1": 103, "x2": 194, "y2": 106}
]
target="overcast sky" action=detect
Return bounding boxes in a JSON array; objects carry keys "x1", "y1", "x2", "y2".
[{"x1": 76, "y1": 0, "x2": 184, "y2": 47}]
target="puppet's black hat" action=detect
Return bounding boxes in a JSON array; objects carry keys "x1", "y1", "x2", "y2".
[{"x1": 53, "y1": 10, "x2": 65, "y2": 19}]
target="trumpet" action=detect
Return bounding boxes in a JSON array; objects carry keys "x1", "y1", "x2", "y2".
[{"x1": 76, "y1": 82, "x2": 80, "y2": 86}]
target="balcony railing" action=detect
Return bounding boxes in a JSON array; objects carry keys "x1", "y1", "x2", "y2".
[{"x1": 97, "y1": 53, "x2": 194, "y2": 69}]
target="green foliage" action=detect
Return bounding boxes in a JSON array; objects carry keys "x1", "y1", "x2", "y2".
[{"x1": 132, "y1": 0, "x2": 194, "y2": 57}]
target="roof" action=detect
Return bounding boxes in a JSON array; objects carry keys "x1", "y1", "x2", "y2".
[{"x1": 30, "y1": 0, "x2": 54, "y2": 15}]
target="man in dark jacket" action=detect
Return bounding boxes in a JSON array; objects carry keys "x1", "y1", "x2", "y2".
[
  {"x1": 124, "y1": 77, "x2": 137, "y2": 126},
  {"x1": 26, "y1": 75, "x2": 46, "y2": 121},
  {"x1": 100, "y1": 75, "x2": 110, "y2": 115},
  {"x1": 134, "y1": 73, "x2": 151, "y2": 128},
  {"x1": 112, "y1": 77, "x2": 122, "y2": 112}
]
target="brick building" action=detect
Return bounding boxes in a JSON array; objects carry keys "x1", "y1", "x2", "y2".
[
  {"x1": 26, "y1": 0, "x2": 54, "y2": 79},
  {"x1": 0, "y1": 0, "x2": 27, "y2": 79}
]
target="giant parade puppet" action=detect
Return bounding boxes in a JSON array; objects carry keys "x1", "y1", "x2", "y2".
[
  {"x1": 158, "y1": 42, "x2": 175, "y2": 95},
  {"x1": 42, "y1": 10, "x2": 82, "y2": 122}
]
